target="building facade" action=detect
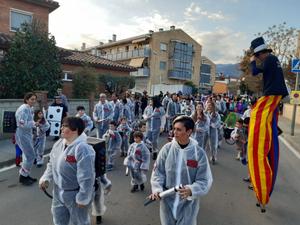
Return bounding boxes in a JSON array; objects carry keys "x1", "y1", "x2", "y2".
[
  {"x1": 0, "y1": 0, "x2": 59, "y2": 34},
  {"x1": 86, "y1": 27, "x2": 202, "y2": 95},
  {"x1": 199, "y1": 56, "x2": 216, "y2": 94},
  {"x1": 59, "y1": 49, "x2": 136, "y2": 97},
  {"x1": 0, "y1": 0, "x2": 59, "y2": 60}
]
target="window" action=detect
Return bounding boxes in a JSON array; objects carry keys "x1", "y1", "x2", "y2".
[
  {"x1": 160, "y1": 61, "x2": 167, "y2": 70},
  {"x1": 10, "y1": 9, "x2": 32, "y2": 32},
  {"x1": 160, "y1": 43, "x2": 167, "y2": 51},
  {"x1": 168, "y1": 40, "x2": 193, "y2": 80},
  {"x1": 62, "y1": 71, "x2": 73, "y2": 81},
  {"x1": 201, "y1": 64, "x2": 211, "y2": 74}
]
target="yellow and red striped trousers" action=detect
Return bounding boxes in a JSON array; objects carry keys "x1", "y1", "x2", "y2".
[{"x1": 247, "y1": 95, "x2": 281, "y2": 205}]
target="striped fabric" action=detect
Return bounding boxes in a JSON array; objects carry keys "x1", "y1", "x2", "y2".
[{"x1": 247, "y1": 95, "x2": 281, "y2": 206}]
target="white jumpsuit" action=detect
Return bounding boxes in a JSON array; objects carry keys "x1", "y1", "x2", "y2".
[{"x1": 151, "y1": 138, "x2": 213, "y2": 225}]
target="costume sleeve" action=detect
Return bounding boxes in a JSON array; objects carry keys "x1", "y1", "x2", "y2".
[
  {"x1": 107, "y1": 104, "x2": 114, "y2": 120},
  {"x1": 151, "y1": 145, "x2": 168, "y2": 193},
  {"x1": 39, "y1": 141, "x2": 61, "y2": 184},
  {"x1": 250, "y1": 61, "x2": 263, "y2": 76},
  {"x1": 40, "y1": 120, "x2": 50, "y2": 133},
  {"x1": 115, "y1": 132, "x2": 122, "y2": 149},
  {"x1": 93, "y1": 105, "x2": 98, "y2": 121},
  {"x1": 75, "y1": 144, "x2": 96, "y2": 205},
  {"x1": 16, "y1": 108, "x2": 35, "y2": 129},
  {"x1": 140, "y1": 145, "x2": 151, "y2": 171},
  {"x1": 86, "y1": 115, "x2": 94, "y2": 131},
  {"x1": 186, "y1": 148, "x2": 213, "y2": 200}
]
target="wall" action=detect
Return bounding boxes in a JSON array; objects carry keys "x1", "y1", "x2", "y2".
[
  {"x1": 0, "y1": 98, "x2": 91, "y2": 139},
  {"x1": 283, "y1": 103, "x2": 300, "y2": 125},
  {"x1": 0, "y1": 0, "x2": 50, "y2": 33}
]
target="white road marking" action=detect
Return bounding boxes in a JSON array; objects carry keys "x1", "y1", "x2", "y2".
[
  {"x1": 279, "y1": 136, "x2": 300, "y2": 160},
  {"x1": 0, "y1": 153, "x2": 50, "y2": 173}
]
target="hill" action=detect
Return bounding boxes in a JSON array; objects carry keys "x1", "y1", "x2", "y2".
[{"x1": 216, "y1": 64, "x2": 241, "y2": 78}]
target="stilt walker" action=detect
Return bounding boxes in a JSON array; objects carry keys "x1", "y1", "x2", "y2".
[{"x1": 247, "y1": 37, "x2": 289, "y2": 212}]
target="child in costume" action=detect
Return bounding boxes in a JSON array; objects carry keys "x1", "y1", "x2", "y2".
[
  {"x1": 76, "y1": 106, "x2": 93, "y2": 136},
  {"x1": 124, "y1": 131, "x2": 150, "y2": 192},
  {"x1": 33, "y1": 109, "x2": 50, "y2": 167},
  {"x1": 103, "y1": 121, "x2": 122, "y2": 171},
  {"x1": 117, "y1": 117, "x2": 132, "y2": 157}
]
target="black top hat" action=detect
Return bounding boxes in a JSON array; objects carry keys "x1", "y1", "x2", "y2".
[{"x1": 250, "y1": 37, "x2": 272, "y2": 55}]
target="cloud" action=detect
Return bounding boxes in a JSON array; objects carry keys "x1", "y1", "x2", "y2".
[
  {"x1": 195, "y1": 29, "x2": 248, "y2": 64},
  {"x1": 184, "y1": 2, "x2": 226, "y2": 21},
  {"x1": 49, "y1": 0, "x2": 245, "y2": 63}
]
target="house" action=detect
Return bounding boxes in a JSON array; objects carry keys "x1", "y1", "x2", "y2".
[
  {"x1": 85, "y1": 26, "x2": 202, "y2": 95},
  {"x1": 0, "y1": 0, "x2": 136, "y2": 98},
  {"x1": 0, "y1": 0, "x2": 59, "y2": 59},
  {"x1": 59, "y1": 49, "x2": 137, "y2": 97}
]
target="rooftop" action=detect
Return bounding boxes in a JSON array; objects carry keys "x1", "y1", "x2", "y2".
[
  {"x1": 60, "y1": 49, "x2": 137, "y2": 72},
  {"x1": 23, "y1": 0, "x2": 60, "y2": 12}
]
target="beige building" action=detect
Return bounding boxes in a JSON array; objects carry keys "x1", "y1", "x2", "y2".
[
  {"x1": 199, "y1": 56, "x2": 216, "y2": 94},
  {"x1": 85, "y1": 26, "x2": 202, "y2": 95}
]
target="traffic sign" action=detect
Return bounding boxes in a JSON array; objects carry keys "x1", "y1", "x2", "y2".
[
  {"x1": 292, "y1": 58, "x2": 300, "y2": 73},
  {"x1": 290, "y1": 91, "x2": 300, "y2": 105}
]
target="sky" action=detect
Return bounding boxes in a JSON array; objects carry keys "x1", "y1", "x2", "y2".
[{"x1": 49, "y1": 0, "x2": 300, "y2": 64}]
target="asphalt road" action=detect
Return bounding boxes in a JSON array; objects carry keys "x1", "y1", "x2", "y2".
[{"x1": 0, "y1": 136, "x2": 299, "y2": 225}]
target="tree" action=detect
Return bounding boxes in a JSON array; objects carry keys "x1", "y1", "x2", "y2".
[
  {"x1": 256, "y1": 22, "x2": 298, "y2": 66},
  {"x1": 98, "y1": 74, "x2": 135, "y2": 95},
  {"x1": 72, "y1": 66, "x2": 97, "y2": 98},
  {"x1": 0, "y1": 20, "x2": 62, "y2": 98}
]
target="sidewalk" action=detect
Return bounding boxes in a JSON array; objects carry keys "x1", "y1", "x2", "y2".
[
  {"x1": 278, "y1": 116, "x2": 300, "y2": 154},
  {"x1": 0, "y1": 137, "x2": 56, "y2": 169}
]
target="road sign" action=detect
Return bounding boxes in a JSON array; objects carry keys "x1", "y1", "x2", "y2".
[
  {"x1": 291, "y1": 59, "x2": 300, "y2": 73},
  {"x1": 290, "y1": 91, "x2": 300, "y2": 105}
]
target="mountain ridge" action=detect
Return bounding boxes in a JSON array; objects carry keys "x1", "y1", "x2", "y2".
[{"x1": 216, "y1": 63, "x2": 241, "y2": 78}]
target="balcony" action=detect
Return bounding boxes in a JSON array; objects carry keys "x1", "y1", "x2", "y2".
[
  {"x1": 100, "y1": 47, "x2": 150, "y2": 61},
  {"x1": 130, "y1": 67, "x2": 150, "y2": 77},
  {"x1": 168, "y1": 70, "x2": 192, "y2": 80}
]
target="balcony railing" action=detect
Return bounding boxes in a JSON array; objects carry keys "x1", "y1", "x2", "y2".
[
  {"x1": 130, "y1": 67, "x2": 150, "y2": 77},
  {"x1": 100, "y1": 47, "x2": 150, "y2": 61}
]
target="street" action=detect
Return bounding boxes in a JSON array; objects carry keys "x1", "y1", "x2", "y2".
[{"x1": 0, "y1": 136, "x2": 299, "y2": 225}]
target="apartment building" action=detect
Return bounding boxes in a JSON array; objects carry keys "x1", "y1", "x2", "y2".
[
  {"x1": 85, "y1": 26, "x2": 202, "y2": 95},
  {"x1": 199, "y1": 56, "x2": 216, "y2": 94}
]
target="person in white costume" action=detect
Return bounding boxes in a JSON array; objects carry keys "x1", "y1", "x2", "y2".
[
  {"x1": 39, "y1": 117, "x2": 95, "y2": 225},
  {"x1": 149, "y1": 115, "x2": 213, "y2": 225}
]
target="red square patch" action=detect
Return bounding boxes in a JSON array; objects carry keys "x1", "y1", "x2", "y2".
[
  {"x1": 135, "y1": 149, "x2": 141, "y2": 156},
  {"x1": 66, "y1": 155, "x2": 77, "y2": 163},
  {"x1": 187, "y1": 159, "x2": 198, "y2": 168}
]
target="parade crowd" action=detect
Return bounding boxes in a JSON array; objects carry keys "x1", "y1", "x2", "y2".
[
  {"x1": 10, "y1": 36, "x2": 289, "y2": 225},
  {"x1": 14, "y1": 88, "x2": 258, "y2": 225}
]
